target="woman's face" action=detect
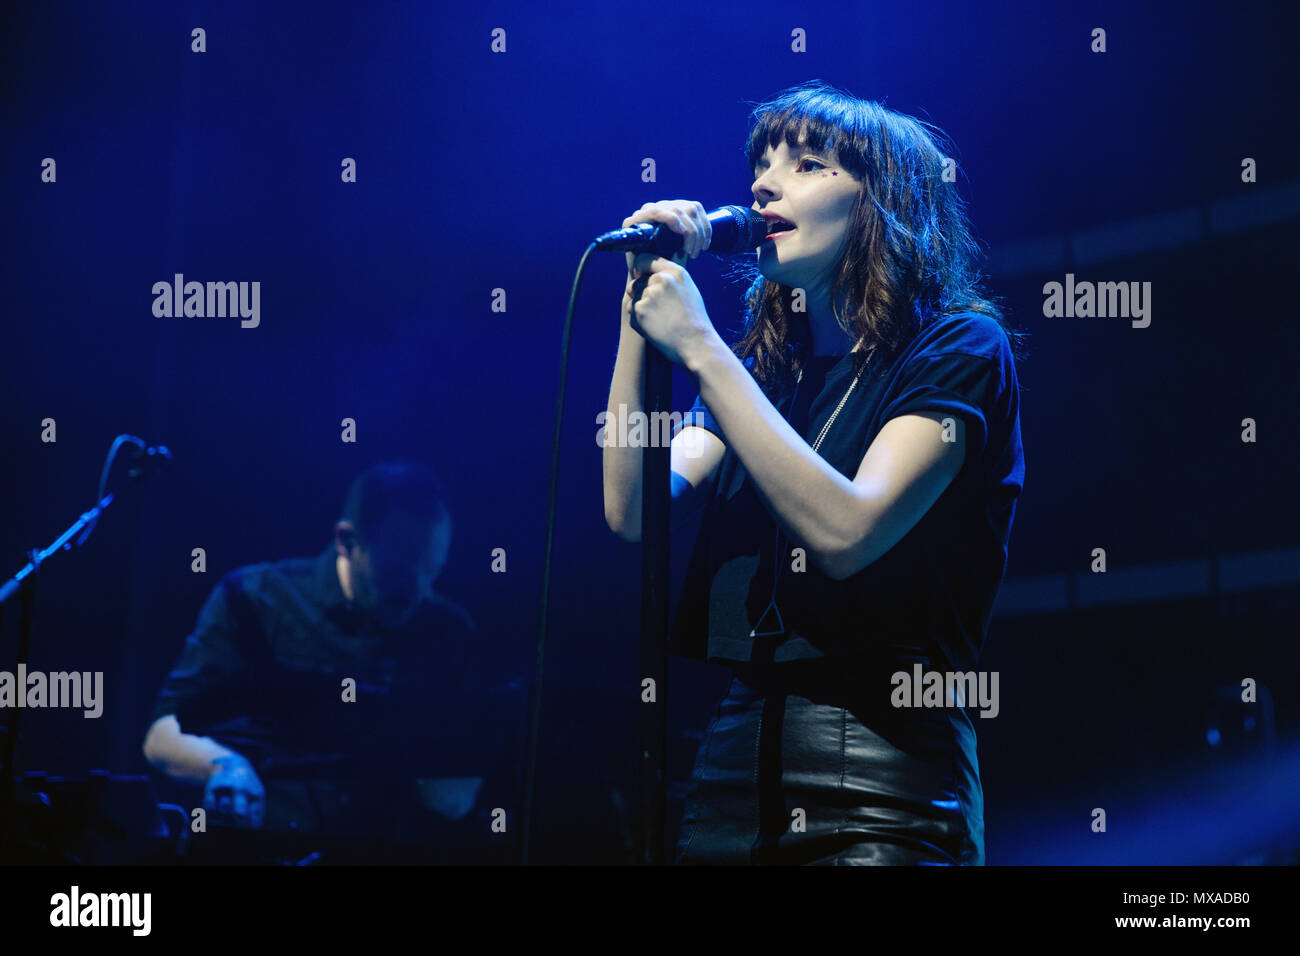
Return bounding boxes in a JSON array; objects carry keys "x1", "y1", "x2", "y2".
[{"x1": 750, "y1": 137, "x2": 861, "y2": 291}]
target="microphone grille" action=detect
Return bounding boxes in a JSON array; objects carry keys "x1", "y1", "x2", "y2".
[{"x1": 720, "y1": 205, "x2": 768, "y2": 252}]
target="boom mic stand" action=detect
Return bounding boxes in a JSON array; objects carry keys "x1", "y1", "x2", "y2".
[{"x1": 0, "y1": 436, "x2": 170, "y2": 857}]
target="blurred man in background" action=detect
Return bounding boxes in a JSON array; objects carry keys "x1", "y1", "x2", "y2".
[{"x1": 142, "y1": 460, "x2": 519, "y2": 863}]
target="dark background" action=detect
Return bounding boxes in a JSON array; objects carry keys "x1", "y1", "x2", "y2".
[{"x1": 2, "y1": 0, "x2": 1296, "y2": 863}]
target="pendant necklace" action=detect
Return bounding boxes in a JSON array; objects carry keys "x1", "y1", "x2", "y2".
[{"x1": 749, "y1": 346, "x2": 876, "y2": 639}]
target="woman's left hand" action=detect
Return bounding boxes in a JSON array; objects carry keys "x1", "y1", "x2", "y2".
[{"x1": 627, "y1": 252, "x2": 722, "y2": 371}]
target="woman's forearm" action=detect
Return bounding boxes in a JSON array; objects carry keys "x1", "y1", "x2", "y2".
[
  {"x1": 686, "y1": 338, "x2": 867, "y2": 575},
  {"x1": 602, "y1": 320, "x2": 647, "y2": 539}
]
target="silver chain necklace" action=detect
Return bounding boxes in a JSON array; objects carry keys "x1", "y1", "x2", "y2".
[{"x1": 750, "y1": 347, "x2": 874, "y2": 639}]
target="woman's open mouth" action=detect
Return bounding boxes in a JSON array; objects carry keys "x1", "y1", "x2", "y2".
[{"x1": 762, "y1": 216, "x2": 797, "y2": 242}]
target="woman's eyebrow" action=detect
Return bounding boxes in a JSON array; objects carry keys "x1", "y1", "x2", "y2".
[{"x1": 753, "y1": 145, "x2": 829, "y2": 171}]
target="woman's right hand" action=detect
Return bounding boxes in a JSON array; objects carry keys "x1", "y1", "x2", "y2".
[{"x1": 620, "y1": 200, "x2": 712, "y2": 320}]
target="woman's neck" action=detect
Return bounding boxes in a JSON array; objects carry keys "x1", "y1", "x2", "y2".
[
  {"x1": 809, "y1": 323, "x2": 859, "y2": 357},
  {"x1": 805, "y1": 285, "x2": 858, "y2": 356}
]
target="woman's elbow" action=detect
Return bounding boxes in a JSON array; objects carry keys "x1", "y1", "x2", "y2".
[
  {"x1": 604, "y1": 502, "x2": 641, "y2": 542},
  {"x1": 814, "y1": 549, "x2": 871, "y2": 581},
  {"x1": 810, "y1": 530, "x2": 876, "y2": 581},
  {"x1": 811, "y1": 548, "x2": 853, "y2": 581}
]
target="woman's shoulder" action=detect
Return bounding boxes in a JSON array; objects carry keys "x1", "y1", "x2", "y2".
[{"x1": 904, "y1": 310, "x2": 1012, "y2": 363}]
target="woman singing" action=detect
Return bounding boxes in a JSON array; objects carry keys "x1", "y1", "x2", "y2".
[{"x1": 602, "y1": 80, "x2": 1026, "y2": 865}]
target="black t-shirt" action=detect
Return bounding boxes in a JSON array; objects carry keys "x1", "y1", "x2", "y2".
[
  {"x1": 149, "y1": 546, "x2": 520, "y2": 839},
  {"x1": 669, "y1": 311, "x2": 1024, "y2": 673}
]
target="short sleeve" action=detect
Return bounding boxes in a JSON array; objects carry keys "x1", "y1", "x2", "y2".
[
  {"x1": 674, "y1": 391, "x2": 722, "y2": 440},
  {"x1": 875, "y1": 315, "x2": 1013, "y2": 478},
  {"x1": 148, "y1": 573, "x2": 255, "y2": 728}
]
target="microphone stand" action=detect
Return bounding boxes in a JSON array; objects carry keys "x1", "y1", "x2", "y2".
[
  {"x1": 640, "y1": 339, "x2": 672, "y2": 865},
  {"x1": 523, "y1": 209, "x2": 761, "y2": 865},
  {"x1": 592, "y1": 212, "x2": 762, "y2": 864},
  {"x1": 0, "y1": 437, "x2": 169, "y2": 857}
]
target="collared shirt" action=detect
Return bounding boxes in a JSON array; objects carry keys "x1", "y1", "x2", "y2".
[
  {"x1": 149, "y1": 545, "x2": 513, "y2": 796},
  {"x1": 669, "y1": 310, "x2": 1025, "y2": 673}
]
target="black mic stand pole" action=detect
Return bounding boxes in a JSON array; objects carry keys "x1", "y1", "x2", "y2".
[
  {"x1": 640, "y1": 333, "x2": 672, "y2": 865},
  {"x1": 587, "y1": 210, "x2": 762, "y2": 865}
]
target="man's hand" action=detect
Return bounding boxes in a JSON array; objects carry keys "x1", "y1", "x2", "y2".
[{"x1": 203, "y1": 753, "x2": 266, "y2": 829}]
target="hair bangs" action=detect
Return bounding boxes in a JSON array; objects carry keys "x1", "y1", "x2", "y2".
[{"x1": 745, "y1": 82, "x2": 869, "y2": 180}]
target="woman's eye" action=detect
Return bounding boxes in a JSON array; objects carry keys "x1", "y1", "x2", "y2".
[{"x1": 798, "y1": 158, "x2": 826, "y2": 172}]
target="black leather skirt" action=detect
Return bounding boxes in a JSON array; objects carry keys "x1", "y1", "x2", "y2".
[{"x1": 675, "y1": 658, "x2": 985, "y2": 865}]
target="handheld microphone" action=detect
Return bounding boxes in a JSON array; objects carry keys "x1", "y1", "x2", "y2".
[{"x1": 593, "y1": 205, "x2": 767, "y2": 256}]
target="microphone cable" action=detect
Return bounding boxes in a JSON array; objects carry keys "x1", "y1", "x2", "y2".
[{"x1": 518, "y1": 240, "x2": 598, "y2": 865}]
